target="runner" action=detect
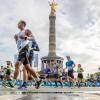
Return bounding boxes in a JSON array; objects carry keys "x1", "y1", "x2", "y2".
[
  {"x1": 0, "y1": 66, "x2": 4, "y2": 81},
  {"x1": 62, "y1": 69, "x2": 66, "y2": 83},
  {"x1": 25, "y1": 29, "x2": 40, "y2": 67},
  {"x1": 2, "y1": 62, "x2": 13, "y2": 88},
  {"x1": 77, "y1": 64, "x2": 84, "y2": 87},
  {"x1": 90, "y1": 74, "x2": 94, "y2": 86},
  {"x1": 86, "y1": 74, "x2": 90, "y2": 82},
  {"x1": 65, "y1": 56, "x2": 75, "y2": 87},
  {"x1": 53, "y1": 61, "x2": 63, "y2": 88},
  {"x1": 18, "y1": 29, "x2": 40, "y2": 89},
  {"x1": 44, "y1": 63, "x2": 52, "y2": 86},
  {"x1": 58, "y1": 65, "x2": 63, "y2": 88},
  {"x1": 3, "y1": 20, "x2": 42, "y2": 89},
  {"x1": 93, "y1": 73, "x2": 98, "y2": 87}
]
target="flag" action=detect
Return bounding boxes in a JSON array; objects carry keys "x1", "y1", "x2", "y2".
[{"x1": 34, "y1": 54, "x2": 38, "y2": 68}]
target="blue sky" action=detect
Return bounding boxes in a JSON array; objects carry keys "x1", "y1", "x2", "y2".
[{"x1": 0, "y1": 0, "x2": 100, "y2": 75}]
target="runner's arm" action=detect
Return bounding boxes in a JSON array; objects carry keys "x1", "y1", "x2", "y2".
[
  {"x1": 19, "y1": 35, "x2": 27, "y2": 40},
  {"x1": 14, "y1": 34, "x2": 18, "y2": 41},
  {"x1": 73, "y1": 62, "x2": 75, "y2": 67}
]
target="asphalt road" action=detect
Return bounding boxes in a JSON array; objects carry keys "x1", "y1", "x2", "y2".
[{"x1": 0, "y1": 86, "x2": 100, "y2": 100}]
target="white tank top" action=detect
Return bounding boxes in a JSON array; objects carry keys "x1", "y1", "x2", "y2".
[{"x1": 16, "y1": 30, "x2": 30, "y2": 52}]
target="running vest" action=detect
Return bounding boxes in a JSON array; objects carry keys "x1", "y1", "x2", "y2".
[
  {"x1": 66, "y1": 60, "x2": 74, "y2": 71},
  {"x1": 77, "y1": 67, "x2": 83, "y2": 74},
  {"x1": 16, "y1": 30, "x2": 30, "y2": 52},
  {"x1": 53, "y1": 64, "x2": 59, "y2": 74},
  {"x1": 27, "y1": 34, "x2": 38, "y2": 50}
]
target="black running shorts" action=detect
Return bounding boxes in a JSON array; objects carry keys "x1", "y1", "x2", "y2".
[
  {"x1": 17, "y1": 45, "x2": 29, "y2": 65},
  {"x1": 68, "y1": 70, "x2": 74, "y2": 79},
  {"x1": 78, "y1": 73, "x2": 83, "y2": 79}
]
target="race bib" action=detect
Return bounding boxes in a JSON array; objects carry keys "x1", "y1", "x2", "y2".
[{"x1": 17, "y1": 40, "x2": 22, "y2": 50}]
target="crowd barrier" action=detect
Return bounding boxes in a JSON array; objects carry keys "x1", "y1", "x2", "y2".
[
  {"x1": 0, "y1": 81, "x2": 100, "y2": 87},
  {"x1": 0, "y1": 80, "x2": 100, "y2": 87}
]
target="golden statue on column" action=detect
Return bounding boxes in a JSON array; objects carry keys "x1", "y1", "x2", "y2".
[{"x1": 49, "y1": 0, "x2": 57, "y2": 15}]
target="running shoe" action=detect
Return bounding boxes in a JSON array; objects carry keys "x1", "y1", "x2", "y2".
[
  {"x1": 2, "y1": 81, "x2": 14, "y2": 88},
  {"x1": 18, "y1": 85, "x2": 27, "y2": 90},
  {"x1": 35, "y1": 79, "x2": 42, "y2": 89}
]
